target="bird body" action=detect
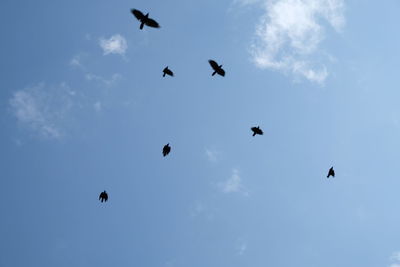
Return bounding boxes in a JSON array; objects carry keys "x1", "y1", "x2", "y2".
[
  {"x1": 208, "y1": 60, "x2": 225, "y2": 77},
  {"x1": 327, "y1": 167, "x2": 335, "y2": 178},
  {"x1": 163, "y1": 143, "x2": 171, "y2": 157},
  {"x1": 251, "y1": 126, "x2": 263, "y2": 136},
  {"x1": 99, "y1": 191, "x2": 108, "y2": 202},
  {"x1": 163, "y1": 66, "x2": 174, "y2": 77},
  {"x1": 131, "y1": 9, "x2": 160, "y2": 30}
]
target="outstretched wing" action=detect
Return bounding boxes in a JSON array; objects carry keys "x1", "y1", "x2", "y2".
[
  {"x1": 131, "y1": 9, "x2": 145, "y2": 20},
  {"x1": 104, "y1": 194, "x2": 108, "y2": 201},
  {"x1": 217, "y1": 68, "x2": 225, "y2": 77},
  {"x1": 208, "y1": 60, "x2": 219, "y2": 70},
  {"x1": 145, "y1": 18, "x2": 160, "y2": 28}
]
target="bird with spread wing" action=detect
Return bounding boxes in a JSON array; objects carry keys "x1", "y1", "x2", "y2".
[
  {"x1": 208, "y1": 60, "x2": 225, "y2": 77},
  {"x1": 163, "y1": 66, "x2": 174, "y2": 77},
  {"x1": 131, "y1": 9, "x2": 160, "y2": 30},
  {"x1": 251, "y1": 126, "x2": 263, "y2": 137}
]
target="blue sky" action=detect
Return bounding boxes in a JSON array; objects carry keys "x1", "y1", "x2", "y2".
[{"x1": 2, "y1": 0, "x2": 400, "y2": 266}]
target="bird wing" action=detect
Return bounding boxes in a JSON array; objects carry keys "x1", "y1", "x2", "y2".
[
  {"x1": 105, "y1": 194, "x2": 108, "y2": 201},
  {"x1": 258, "y1": 129, "x2": 263, "y2": 135},
  {"x1": 99, "y1": 193, "x2": 102, "y2": 200},
  {"x1": 218, "y1": 68, "x2": 225, "y2": 76},
  {"x1": 251, "y1": 127, "x2": 257, "y2": 132},
  {"x1": 145, "y1": 18, "x2": 160, "y2": 28},
  {"x1": 131, "y1": 9, "x2": 145, "y2": 20},
  {"x1": 209, "y1": 60, "x2": 219, "y2": 70}
]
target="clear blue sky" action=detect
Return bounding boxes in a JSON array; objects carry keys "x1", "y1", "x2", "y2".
[{"x1": 2, "y1": 1, "x2": 400, "y2": 267}]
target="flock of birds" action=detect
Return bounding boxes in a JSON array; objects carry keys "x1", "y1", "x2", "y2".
[{"x1": 98, "y1": 8, "x2": 336, "y2": 203}]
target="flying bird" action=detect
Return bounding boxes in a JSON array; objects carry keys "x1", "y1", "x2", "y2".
[
  {"x1": 251, "y1": 126, "x2": 263, "y2": 136},
  {"x1": 163, "y1": 143, "x2": 171, "y2": 157},
  {"x1": 131, "y1": 9, "x2": 160, "y2": 30},
  {"x1": 99, "y1": 191, "x2": 108, "y2": 202},
  {"x1": 208, "y1": 60, "x2": 225, "y2": 77},
  {"x1": 163, "y1": 66, "x2": 174, "y2": 77},
  {"x1": 327, "y1": 167, "x2": 335, "y2": 178}
]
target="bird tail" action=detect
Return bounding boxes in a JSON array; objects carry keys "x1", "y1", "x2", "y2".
[
  {"x1": 140, "y1": 22, "x2": 144, "y2": 30},
  {"x1": 212, "y1": 71, "x2": 216, "y2": 76},
  {"x1": 163, "y1": 73, "x2": 166, "y2": 77},
  {"x1": 252, "y1": 132, "x2": 256, "y2": 136}
]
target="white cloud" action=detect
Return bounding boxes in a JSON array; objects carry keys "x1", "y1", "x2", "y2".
[
  {"x1": 85, "y1": 73, "x2": 122, "y2": 87},
  {"x1": 190, "y1": 201, "x2": 206, "y2": 217},
  {"x1": 9, "y1": 83, "x2": 74, "y2": 139},
  {"x1": 234, "y1": 0, "x2": 261, "y2": 5},
  {"x1": 93, "y1": 101, "x2": 102, "y2": 112},
  {"x1": 205, "y1": 148, "x2": 220, "y2": 163},
  {"x1": 245, "y1": 0, "x2": 345, "y2": 83},
  {"x1": 389, "y1": 252, "x2": 400, "y2": 267},
  {"x1": 99, "y1": 34, "x2": 128, "y2": 55},
  {"x1": 70, "y1": 55, "x2": 83, "y2": 68},
  {"x1": 219, "y1": 169, "x2": 248, "y2": 195},
  {"x1": 237, "y1": 241, "x2": 247, "y2": 255},
  {"x1": 392, "y1": 252, "x2": 400, "y2": 262}
]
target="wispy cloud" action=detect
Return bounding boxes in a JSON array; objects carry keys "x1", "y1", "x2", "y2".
[
  {"x1": 99, "y1": 34, "x2": 128, "y2": 55},
  {"x1": 389, "y1": 252, "x2": 400, "y2": 267},
  {"x1": 85, "y1": 73, "x2": 122, "y2": 87},
  {"x1": 219, "y1": 169, "x2": 248, "y2": 195},
  {"x1": 9, "y1": 83, "x2": 75, "y2": 139},
  {"x1": 70, "y1": 54, "x2": 84, "y2": 69},
  {"x1": 236, "y1": 240, "x2": 247, "y2": 255},
  {"x1": 205, "y1": 148, "x2": 220, "y2": 163},
  {"x1": 93, "y1": 101, "x2": 102, "y2": 112},
  {"x1": 243, "y1": 0, "x2": 345, "y2": 83}
]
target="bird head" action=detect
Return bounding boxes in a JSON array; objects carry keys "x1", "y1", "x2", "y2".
[{"x1": 145, "y1": 13, "x2": 149, "y2": 17}]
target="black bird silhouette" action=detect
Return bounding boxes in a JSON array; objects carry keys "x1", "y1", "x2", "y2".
[
  {"x1": 163, "y1": 66, "x2": 174, "y2": 77},
  {"x1": 327, "y1": 167, "x2": 335, "y2": 178},
  {"x1": 208, "y1": 60, "x2": 225, "y2": 77},
  {"x1": 163, "y1": 143, "x2": 171, "y2": 157},
  {"x1": 99, "y1": 191, "x2": 108, "y2": 202},
  {"x1": 251, "y1": 126, "x2": 263, "y2": 136},
  {"x1": 131, "y1": 9, "x2": 160, "y2": 30}
]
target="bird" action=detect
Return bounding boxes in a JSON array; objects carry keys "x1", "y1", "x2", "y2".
[
  {"x1": 163, "y1": 143, "x2": 171, "y2": 157},
  {"x1": 163, "y1": 66, "x2": 174, "y2": 77},
  {"x1": 99, "y1": 191, "x2": 108, "y2": 202},
  {"x1": 208, "y1": 60, "x2": 225, "y2": 77},
  {"x1": 327, "y1": 167, "x2": 335, "y2": 178},
  {"x1": 251, "y1": 126, "x2": 263, "y2": 136},
  {"x1": 130, "y1": 9, "x2": 160, "y2": 30}
]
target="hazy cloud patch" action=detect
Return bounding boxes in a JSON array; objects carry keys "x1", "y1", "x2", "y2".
[
  {"x1": 219, "y1": 169, "x2": 248, "y2": 195},
  {"x1": 242, "y1": 0, "x2": 345, "y2": 83},
  {"x1": 9, "y1": 83, "x2": 75, "y2": 139},
  {"x1": 99, "y1": 34, "x2": 128, "y2": 55}
]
